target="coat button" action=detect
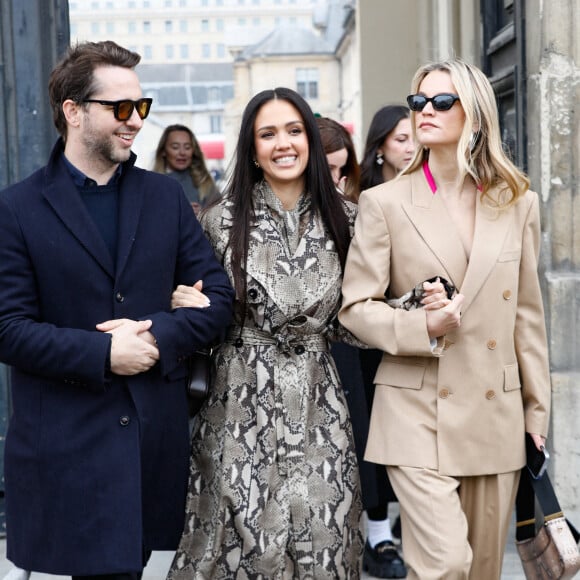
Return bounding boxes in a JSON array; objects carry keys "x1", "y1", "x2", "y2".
[
  {"x1": 234, "y1": 338, "x2": 244, "y2": 347},
  {"x1": 248, "y1": 289, "x2": 258, "y2": 299},
  {"x1": 439, "y1": 388, "x2": 450, "y2": 399},
  {"x1": 294, "y1": 345, "x2": 305, "y2": 355},
  {"x1": 503, "y1": 289, "x2": 512, "y2": 300},
  {"x1": 485, "y1": 390, "x2": 496, "y2": 400},
  {"x1": 115, "y1": 292, "x2": 125, "y2": 303},
  {"x1": 119, "y1": 416, "x2": 130, "y2": 426},
  {"x1": 487, "y1": 339, "x2": 497, "y2": 350}
]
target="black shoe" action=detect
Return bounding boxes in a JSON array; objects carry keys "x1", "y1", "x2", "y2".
[
  {"x1": 392, "y1": 515, "x2": 402, "y2": 541},
  {"x1": 363, "y1": 540, "x2": 407, "y2": 579}
]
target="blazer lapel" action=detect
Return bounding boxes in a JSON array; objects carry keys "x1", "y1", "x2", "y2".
[
  {"x1": 458, "y1": 189, "x2": 513, "y2": 314},
  {"x1": 43, "y1": 169, "x2": 115, "y2": 277},
  {"x1": 401, "y1": 171, "x2": 468, "y2": 289}
]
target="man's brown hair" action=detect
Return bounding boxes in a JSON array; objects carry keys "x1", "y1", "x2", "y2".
[{"x1": 48, "y1": 40, "x2": 141, "y2": 138}]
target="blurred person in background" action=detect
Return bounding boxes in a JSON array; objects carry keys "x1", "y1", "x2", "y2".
[
  {"x1": 153, "y1": 124, "x2": 220, "y2": 214},
  {"x1": 317, "y1": 114, "x2": 412, "y2": 578}
]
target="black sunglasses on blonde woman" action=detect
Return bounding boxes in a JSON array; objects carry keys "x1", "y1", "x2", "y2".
[
  {"x1": 406, "y1": 93, "x2": 460, "y2": 112},
  {"x1": 82, "y1": 97, "x2": 153, "y2": 121}
]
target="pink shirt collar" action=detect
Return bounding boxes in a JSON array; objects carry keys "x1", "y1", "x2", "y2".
[{"x1": 422, "y1": 160, "x2": 482, "y2": 194}]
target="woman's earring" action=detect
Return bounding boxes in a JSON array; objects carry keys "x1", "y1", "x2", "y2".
[
  {"x1": 469, "y1": 130, "x2": 480, "y2": 152},
  {"x1": 253, "y1": 159, "x2": 260, "y2": 168},
  {"x1": 375, "y1": 152, "x2": 384, "y2": 166}
]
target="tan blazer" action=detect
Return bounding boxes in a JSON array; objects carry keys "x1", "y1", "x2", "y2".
[{"x1": 339, "y1": 170, "x2": 551, "y2": 476}]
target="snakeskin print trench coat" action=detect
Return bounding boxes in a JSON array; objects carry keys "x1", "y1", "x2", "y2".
[{"x1": 168, "y1": 182, "x2": 363, "y2": 579}]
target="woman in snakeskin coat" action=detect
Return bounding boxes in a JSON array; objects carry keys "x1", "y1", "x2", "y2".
[{"x1": 167, "y1": 87, "x2": 363, "y2": 579}]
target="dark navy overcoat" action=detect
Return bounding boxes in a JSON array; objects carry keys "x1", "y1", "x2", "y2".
[{"x1": 0, "y1": 140, "x2": 234, "y2": 575}]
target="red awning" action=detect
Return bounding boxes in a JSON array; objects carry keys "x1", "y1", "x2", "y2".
[{"x1": 199, "y1": 140, "x2": 224, "y2": 160}]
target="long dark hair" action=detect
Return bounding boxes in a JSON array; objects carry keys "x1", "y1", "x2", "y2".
[
  {"x1": 360, "y1": 105, "x2": 409, "y2": 191},
  {"x1": 316, "y1": 116, "x2": 360, "y2": 202},
  {"x1": 224, "y1": 87, "x2": 350, "y2": 306}
]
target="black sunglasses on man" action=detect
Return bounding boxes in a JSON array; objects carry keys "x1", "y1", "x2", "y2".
[{"x1": 82, "y1": 97, "x2": 153, "y2": 121}]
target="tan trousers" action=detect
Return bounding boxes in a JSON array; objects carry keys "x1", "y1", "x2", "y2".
[{"x1": 387, "y1": 465, "x2": 520, "y2": 580}]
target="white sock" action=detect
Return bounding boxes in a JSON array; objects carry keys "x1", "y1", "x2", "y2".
[{"x1": 366, "y1": 515, "x2": 393, "y2": 548}]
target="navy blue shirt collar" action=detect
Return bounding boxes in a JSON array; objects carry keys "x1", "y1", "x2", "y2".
[{"x1": 62, "y1": 155, "x2": 123, "y2": 188}]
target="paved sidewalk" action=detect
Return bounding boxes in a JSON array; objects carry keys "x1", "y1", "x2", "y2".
[{"x1": 0, "y1": 530, "x2": 526, "y2": 579}]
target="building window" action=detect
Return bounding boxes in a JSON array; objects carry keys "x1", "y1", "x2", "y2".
[
  {"x1": 165, "y1": 45, "x2": 174, "y2": 59},
  {"x1": 128, "y1": 21, "x2": 137, "y2": 33},
  {"x1": 143, "y1": 21, "x2": 151, "y2": 33},
  {"x1": 237, "y1": 18, "x2": 246, "y2": 26},
  {"x1": 165, "y1": 0, "x2": 172, "y2": 6},
  {"x1": 180, "y1": 20, "x2": 188, "y2": 33},
  {"x1": 210, "y1": 115, "x2": 222, "y2": 134},
  {"x1": 91, "y1": 1, "x2": 98, "y2": 9},
  {"x1": 217, "y1": 43, "x2": 226, "y2": 58},
  {"x1": 202, "y1": 44, "x2": 211, "y2": 58},
  {"x1": 180, "y1": 44, "x2": 189, "y2": 59},
  {"x1": 106, "y1": 21, "x2": 115, "y2": 34},
  {"x1": 216, "y1": 18, "x2": 224, "y2": 31},
  {"x1": 143, "y1": 0, "x2": 151, "y2": 7},
  {"x1": 201, "y1": 19, "x2": 210, "y2": 32},
  {"x1": 201, "y1": 0, "x2": 209, "y2": 6},
  {"x1": 296, "y1": 68, "x2": 319, "y2": 99},
  {"x1": 91, "y1": 22, "x2": 100, "y2": 34},
  {"x1": 128, "y1": 0, "x2": 136, "y2": 7},
  {"x1": 252, "y1": 17, "x2": 260, "y2": 26},
  {"x1": 179, "y1": 0, "x2": 187, "y2": 6},
  {"x1": 165, "y1": 20, "x2": 173, "y2": 33},
  {"x1": 208, "y1": 87, "x2": 221, "y2": 103},
  {"x1": 216, "y1": 0, "x2": 223, "y2": 5},
  {"x1": 106, "y1": 1, "x2": 113, "y2": 9},
  {"x1": 143, "y1": 45, "x2": 153, "y2": 60}
]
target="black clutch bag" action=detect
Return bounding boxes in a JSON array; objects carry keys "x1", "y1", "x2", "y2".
[{"x1": 187, "y1": 348, "x2": 212, "y2": 400}]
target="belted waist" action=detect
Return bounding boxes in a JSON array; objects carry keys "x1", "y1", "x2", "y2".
[{"x1": 226, "y1": 326, "x2": 329, "y2": 353}]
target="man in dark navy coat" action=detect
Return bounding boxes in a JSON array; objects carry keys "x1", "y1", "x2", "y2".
[{"x1": 0, "y1": 41, "x2": 234, "y2": 578}]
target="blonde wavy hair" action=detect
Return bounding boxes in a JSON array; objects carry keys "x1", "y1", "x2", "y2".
[
  {"x1": 153, "y1": 124, "x2": 219, "y2": 203},
  {"x1": 402, "y1": 59, "x2": 530, "y2": 208}
]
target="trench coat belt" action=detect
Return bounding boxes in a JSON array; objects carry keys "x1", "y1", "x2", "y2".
[{"x1": 225, "y1": 326, "x2": 329, "y2": 353}]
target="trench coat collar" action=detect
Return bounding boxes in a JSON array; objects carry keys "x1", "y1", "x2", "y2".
[
  {"x1": 41, "y1": 139, "x2": 143, "y2": 280},
  {"x1": 402, "y1": 169, "x2": 513, "y2": 316}
]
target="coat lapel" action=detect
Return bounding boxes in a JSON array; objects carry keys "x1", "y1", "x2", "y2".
[
  {"x1": 115, "y1": 168, "x2": 144, "y2": 279},
  {"x1": 401, "y1": 171, "x2": 468, "y2": 289},
  {"x1": 458, "y1": 188, "x2": 513, "y2": 314},
  {"x1": 43, "y1": 162, "x2": 115, "y2": 278}
]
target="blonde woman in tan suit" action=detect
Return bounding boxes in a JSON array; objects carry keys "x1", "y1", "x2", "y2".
[{"x1": 339, "y1": 58, "x2": 551, "y2": 580}]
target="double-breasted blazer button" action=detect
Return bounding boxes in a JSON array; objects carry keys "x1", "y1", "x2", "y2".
[
  {"x1": 248, "y1": 289, "x2": 258, "y2": 299},
  {"x1": 234, "y1": 337, "x2": 244, "y2": 348},
  {"x1": 503, "y1": 289, "x2": 512, "y2": 300},
  {"x1": 485, "y1": 390, "x2": 496, "y2": 400},
  {"x1": 119, "y1": 416, "x2": 130, "y2": 426},
  {"x1": 487, "y1": 339, "x2": 497, "y2": 350},
  {"x1": 294, "y1": 345, "x2": 305, "y2": 355},
  {"x1": 115, "y1": 292, "x2": 124, "y2": 303},
  {"x1": 439, "y1": 388, "x2": 450, "y2": 399}
]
